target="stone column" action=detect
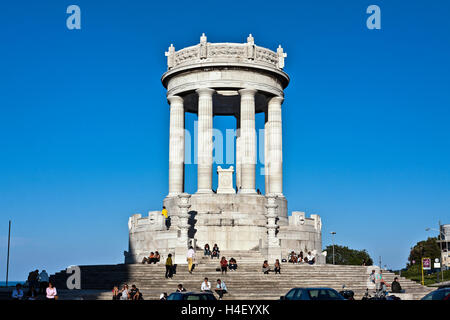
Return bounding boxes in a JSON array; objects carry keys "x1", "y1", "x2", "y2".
[
  {"x1": 235, "y1": 115, "x2": 241, "y2": 191},
  {"x1": 175, "y1": 193, "x2": 191, "y2": 265},
  {"x1": 264, "y1": 111, "x2": 270, "y2": 194},
  {"x1": 266, "y1": 194, "x2": 281, "y2": 261},
  {"x1": 167, "y1": 95, "x2": 185, "y2": 196},
  {"x1": 268, "y1": 96, "x2": 284, "y2": 196},
  {"x1": 196, "y1": 88, "x2": 215, "y2": 193},
  {"x1": 238, "y1": 88, "x2": 257, "y2": 194}
]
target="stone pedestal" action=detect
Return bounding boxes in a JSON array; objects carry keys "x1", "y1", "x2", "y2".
[
  {"x1": 217, "y1": 166, "x2": 235, "y2": 194},
  {"x1": 174, "y1": 193, "x2": 191, "y2": 265},
  {"x1": 266, "y1": 194, "x2": 281, "y2": 261}
]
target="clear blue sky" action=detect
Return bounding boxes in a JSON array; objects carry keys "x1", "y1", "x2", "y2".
[{"x1": 1, "y1": 0, "x2": 449, "y2": 280}]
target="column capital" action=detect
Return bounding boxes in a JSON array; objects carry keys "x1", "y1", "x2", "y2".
[
  {"x1": 196, "y1": 87, "x2": 215, "y2": 97},
  {"x1": 268, "y1": 95, "x2": 284, "y2": 105},
  {"x1": 167, "y1": 95, "x2": 184, "y2": 105},
  {"x1": 238, "y1": 88, "x2": 257, "y2": 97}
]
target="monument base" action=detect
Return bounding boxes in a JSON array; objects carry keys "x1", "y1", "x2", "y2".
[{"x1": 125, "y1": 194, "x2": 323, "y2": 264}]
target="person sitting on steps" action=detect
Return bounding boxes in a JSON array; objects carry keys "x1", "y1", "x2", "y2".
[
  {"x1": 152, "y1": 251, "x2": 160, "y2": 264},
  {"x1": 142, "y1": 252, "x2": 155, "y2": 264},
  {"x1": 391, "y1": 277, "x2": 405, "y2": 293},
  {"x1": 201, "y1": 277, "x2": 211, "y2": 292},
  {"x1": 306, "y1": 251, "x2": 316, "y2": 265},
  {"x1": 297, "y1": 251, "x2": 304, "y2": 263},
  {"x1": 177, "y1": 284, "x2": 187, "y2": 292},
  {"x1": 204, "y1": 243, "x2": 211, "y2": 256},
  {"x1": 228, "y1": 257, "x2": 237, "y2": 271},
  {"x1": 274, "y1": 259, "x2": 281, "y2": 274},
  {"x1": 262, "y1": 260, "x2": 271, "y2": 274},
  {"x1": 215, "y1": 279, "x2": 228, "y2": 300},
  {"x1": 211, "y1": 244, "x2": 220, "y2": 259},
  {"x1": 288, "y1": 251, "x2": 297, "y2": 263}
]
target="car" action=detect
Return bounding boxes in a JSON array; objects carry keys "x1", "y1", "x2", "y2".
[
  {"x1": 421, "y1": 288, "x2": 450, "y2": 300},
  {"x1": 280, "y1": 287, "x2": 346, "y2": 300},
  {"x1": 438, "y1": 283, "x2": 450, "y2": 289},
  {"x1": 167, "y1": 292, "x2": 217, "y2": 300}
]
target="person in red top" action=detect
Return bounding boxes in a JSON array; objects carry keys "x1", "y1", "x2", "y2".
[{"x1": 220, "y1": 257, "x2": 228, "y2": 275}]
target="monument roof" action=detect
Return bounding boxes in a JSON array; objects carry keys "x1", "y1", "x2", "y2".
[{"x1": 161, "y1": 34, "x2": 289, "y2": 88}]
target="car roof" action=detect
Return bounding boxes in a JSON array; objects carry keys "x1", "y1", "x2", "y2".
[
  {"x1": 437, "y1": 284, "x2": 450, "y2": 289},
  {"x1": 173, "y1": 291, "x2": 214, "y2": 295},
  {"x1": 290, "y1": 287, "x2": 338, "y2": 290}
]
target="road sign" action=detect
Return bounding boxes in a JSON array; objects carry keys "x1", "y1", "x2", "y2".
[
  {"x1": 423, "y1": 258, "x2": 431, "y2": 270},
  {"x1": 434, "y1": 263, "x2": 441, "y2": 268}
]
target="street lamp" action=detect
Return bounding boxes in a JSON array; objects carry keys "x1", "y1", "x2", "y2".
[
  {"x1": 425, "y1": 223, "x2": 444, "y2": 282},
  {"x1": 330, "y1": 232, "x2": 336, "y2": 265}
]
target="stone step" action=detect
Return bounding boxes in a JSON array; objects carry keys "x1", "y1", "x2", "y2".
[{"x1": 50, "y1": 263, "x2": 432, "y2": 300}]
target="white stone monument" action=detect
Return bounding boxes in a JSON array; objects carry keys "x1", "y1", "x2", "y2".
[
  {"x1": 124, "y1": 34, "x2": 323, "y2": 265},
  {"x1": 217, "y1": 166, "x2": 235, "y2": 194}
]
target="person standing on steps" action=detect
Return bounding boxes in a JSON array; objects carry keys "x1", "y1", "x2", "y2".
[
  {"x1": 220, "y1": 256, "x2": 228, "y2": 275},
  {"x1": 187, "y1": 246, "x2": 196, "y2": 273},
  {"x1": 165, "y1": 253, "x2": 174, "y2": 278},
  {"x1": 39, "y1": 270, "x2": 49, "y2": 295},
  {"x1": 162, "y1": 206, "x2": 170, "y2": 230}
]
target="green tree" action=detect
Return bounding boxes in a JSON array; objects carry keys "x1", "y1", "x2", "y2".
[
  {"x1": 325, "y1": 245, "x2": 373, "y2": 265},
  {"x1": 407, "y1": 237, "x2": 440, "y2": 267}
]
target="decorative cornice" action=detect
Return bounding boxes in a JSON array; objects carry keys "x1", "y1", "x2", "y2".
[{"x1": 164, "y1": 34, "x2": 287, "y2": 72}]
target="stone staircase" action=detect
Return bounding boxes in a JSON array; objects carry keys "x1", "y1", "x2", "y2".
[{"x1": 50, "y1": 250, "x2": 433, "y2": 300}]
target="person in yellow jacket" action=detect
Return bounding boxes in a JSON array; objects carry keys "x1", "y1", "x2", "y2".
[
  {"x1": 162, "y1": 206, "x2": 168, "y2": 219},
  {"x1": 162, "y1": 206, "x2": 171, "y2": 229}
]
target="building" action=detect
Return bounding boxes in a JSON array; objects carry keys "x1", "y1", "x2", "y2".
[
  {"x1": 124, "y1": 34, "x2": 323, "y2": 264},
  {"x1": 439, "y1": 224, "x2": 450, "y2": 269}
]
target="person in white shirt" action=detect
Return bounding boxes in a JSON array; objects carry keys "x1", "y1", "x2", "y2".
[
  {"x1": 39, "y1": 270, "x2": 49, "y2": 295},
  {"x1": 201, "y1": 277, "x2": 211, "y2": 292},
  {"x1": 306, "y1": 251, "x2": 315, "y2": 265},
  {"x1": 186, "y1": 246, "x2": 196, "y2": 273},
  {"x1": 120, "y1": 284, "x2": 129, "y2": 300},
  {"x1": 11, "y1": 284, "x2": 24, "y2": 300},
  {"x1": 46, "y1": 282, "x2": 57, "y2": 300}
]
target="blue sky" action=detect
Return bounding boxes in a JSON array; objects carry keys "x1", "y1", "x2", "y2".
[{"x1": 1, "y1": 0, "x2": 449, "y2": 280}]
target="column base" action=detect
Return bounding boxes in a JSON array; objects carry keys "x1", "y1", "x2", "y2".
[
  {"x1": 266, "y1": 193, "x2": 284, "y2": 198},
  {"x1": 166, "y1": 192, "x2": 182, "y2": 198},
  {"x1": 196, "y1": 189, "x2": 213, "y2": 194},
  {"x1": 239, "y1": 189, "x2": 257, "y2": 194}
]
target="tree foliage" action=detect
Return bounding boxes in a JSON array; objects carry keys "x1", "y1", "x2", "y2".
[
  {"x1": 407, "y1": 237, "x2": 440, "y2": 267},
  {"x1": 325, "y1": 245, "x2": 373, "y2": 265}
]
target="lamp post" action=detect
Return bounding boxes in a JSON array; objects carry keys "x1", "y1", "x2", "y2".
[
  {"x1": 330, "y1": 232, "x2": 336, "y2": 265},
  {"x1": 6, "y1": 220, "x2": 11, "y2": 287},
  {"x1": 425, "y1": 223, "x2": 444, "y2": 282}
]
